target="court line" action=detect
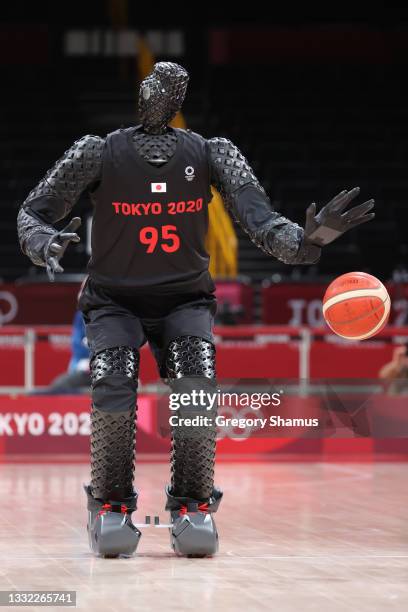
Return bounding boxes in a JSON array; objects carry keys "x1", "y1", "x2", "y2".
[{"x1": 225, "y1": 552, "x2": 408, "y2": 559}]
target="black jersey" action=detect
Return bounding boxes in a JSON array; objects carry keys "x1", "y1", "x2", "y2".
[{"x1": 87, "y1": 126, "x2": 214, "y2": 294}]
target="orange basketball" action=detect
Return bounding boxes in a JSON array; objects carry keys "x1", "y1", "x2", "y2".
[{"x1": 322, "y1": 272, "x2": 391, "y2": 340}]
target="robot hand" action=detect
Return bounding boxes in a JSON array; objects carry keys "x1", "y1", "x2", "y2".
[
  {"x1": 44, "y1": 217, "x2": 81, "y2": 281},
  {"x1": 304, "y1": 187, "x2": 375, "y2": 247}
]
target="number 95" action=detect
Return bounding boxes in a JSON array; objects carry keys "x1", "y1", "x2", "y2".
[{"x1": 139, "y1": 225, "x2": 180, "y2": 253}]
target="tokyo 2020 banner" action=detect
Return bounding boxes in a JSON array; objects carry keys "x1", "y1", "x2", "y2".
[{"x1": 1, "y1": 392, "x2": 408, "y2": 461}]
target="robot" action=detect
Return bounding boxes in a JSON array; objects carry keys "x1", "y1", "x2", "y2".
[{"x1": 17, "y1": 62, "x2": 375, "y2": 557}]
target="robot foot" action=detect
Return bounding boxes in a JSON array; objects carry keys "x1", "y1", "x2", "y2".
[{"x1": 84, "y1": 485, "x2": 141, "y2": 558}]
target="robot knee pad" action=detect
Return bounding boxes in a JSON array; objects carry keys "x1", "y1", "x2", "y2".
[
  {"x1": 166, "y1": 335, "x2": 216, "y2": 380},
  {"x1": 90, "y1": 347, "x2": 139, "y2": 501}
]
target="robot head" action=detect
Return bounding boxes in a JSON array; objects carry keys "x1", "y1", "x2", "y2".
[{"x1": 138, "y1": 62, "x2": 189, "y2": 134}]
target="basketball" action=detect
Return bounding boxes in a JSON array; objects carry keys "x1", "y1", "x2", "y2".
[{"x1": 322, "y1": 272, "x2": 391, "y2": 340}]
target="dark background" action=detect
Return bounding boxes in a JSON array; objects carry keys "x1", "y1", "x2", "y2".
[{"x1": 1, "y1": 3, "x2": 407, "y2": 284}]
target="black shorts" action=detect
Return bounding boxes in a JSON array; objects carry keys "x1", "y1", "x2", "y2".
[{"x1": 78, "y1": 278, "x2": 217, "y2": 377}]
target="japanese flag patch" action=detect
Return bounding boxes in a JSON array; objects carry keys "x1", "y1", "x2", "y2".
[{"x1": 151, "y1": 182, "x2": 166, "y2": 193}]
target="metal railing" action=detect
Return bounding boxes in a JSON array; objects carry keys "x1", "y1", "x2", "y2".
[{"x1": 1, "y1": 325, "x2": 408, "y2": 394}]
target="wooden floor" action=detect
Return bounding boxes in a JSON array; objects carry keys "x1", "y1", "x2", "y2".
[{"x1": 0, "y1": 462, "x2": 407, "y2": 611}]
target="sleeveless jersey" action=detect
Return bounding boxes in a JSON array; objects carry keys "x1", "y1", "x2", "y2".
[{"x1": 88, "y1": 126, "x2": 214, "y2": 294}]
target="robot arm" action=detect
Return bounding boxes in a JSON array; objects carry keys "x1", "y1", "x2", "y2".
[
  {"x1": 17, "y1": 135, "x2": 105, "y2": 277},
  {"x1": 207, "y1": 137, "x2": 374, "y2": 265}
]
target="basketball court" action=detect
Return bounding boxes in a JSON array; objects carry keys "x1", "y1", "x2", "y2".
[{"x1": 0, "y1": 461, "x2": 406, "y2": 611}]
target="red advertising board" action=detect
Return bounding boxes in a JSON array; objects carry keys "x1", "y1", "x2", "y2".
[
  {"x1": 1, "y1": 395, "x2": 407, "y2": 461},
  {"x1": 0, "y1": 282, "x2": 254, "y2": 325},
  {"x1": 2, "y1": 282, "x2": 408, "y2": 326}
]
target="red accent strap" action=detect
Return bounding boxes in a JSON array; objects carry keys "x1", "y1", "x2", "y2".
[
  {"x1": 97, "y1": 503, "x2": 112, "y2": 517},
  {"x1": 97, "y1": 503, "x2": 128, "y2": 517},
  {"x1": 179, "y1": 502, "x2": 209, "y2": 516}
]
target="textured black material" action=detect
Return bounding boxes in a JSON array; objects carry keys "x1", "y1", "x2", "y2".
[
  {"x1": 274, "y1": 228, "x2": 321, "y2": 264},
  {"x1": 208, "y1": 137, "x2": 263, "y2": 195},
  {"x1": 166, "y1": 336, "x2": 216, "y2": 379},
  {"x1": 132, "y1": 130, "x2": 177, "y2": 164},
  {"x1": 91, "y1": 346, "x2": 139, "y2": 385},
  {"x1": 90, "y1": 347, "x2": 139, "y2": 501},
  {"x1": 138, "y1": 62, "x2": 189, "y2": 134},
  {"x1": 17, "y1": 135, "x2": 104, "y2": 259},
  {"x1": 25, "y1": 135, "x2": 103, "y2": 221},
  {"x1": 166, "y1": 336, "x2": 217, "y2": 500},
  {"x1": 17, "y1": 208, "x2": 55, "y2": 265}
]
